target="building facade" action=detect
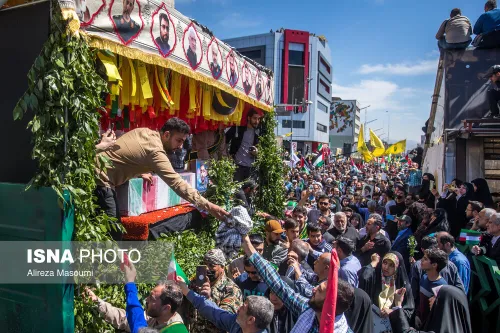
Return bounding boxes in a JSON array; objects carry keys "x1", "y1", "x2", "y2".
[
  {"x1": 329, "y1": 99, "x2": 361, "y2": 154},
  {"x1": 224, "y1": 29, "x2": 333, "y2": 155}
]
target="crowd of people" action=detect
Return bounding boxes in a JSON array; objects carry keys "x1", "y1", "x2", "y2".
[
  {"x1": 436, "y1": 1, "x2": 500, "y2": 49},
  {"x1": 85, "y1": 143, "x2": 500, "y2": 332}
]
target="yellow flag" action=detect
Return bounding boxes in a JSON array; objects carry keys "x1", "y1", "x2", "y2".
[
  {"x1": 357, "y1": 125, "x2": 373, "y2": 162},
  {"x1": 384, "y1": 140, "x2": 406, "y2": 155},
  {"x1": 369, "y1": 129, "x2": 385, "y2": 157}
]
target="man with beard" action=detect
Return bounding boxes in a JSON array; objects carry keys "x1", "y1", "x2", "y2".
[
  {"x1": 262, "y1": 220, "x2": 288, "y2": 266},
  {"x1": 228, "y1": 52, "x2": 239, "y2": 87},
  {"x1": 327, "y1": 212, "x2": 358, "y2": 244},
  {"x1": 242, "y1": 63, "x2": 252, "y2": 94},
  {"x1": 226, "y1": 109, "x2": 262, "y2": 181},
  {"x1": 355, "y1": 214, "x2": 391, "y2": 266},
  {"x1": 209, "y1": 44, "x2": 222, "y2": 78},
  {"x1": 187, "y1": 249, "x2": 243, "y2": 333},
  {"x1": 464, "y1": 201, "x2": 485, "y2": 229},
  {"x1": 178, "y1": 278, "x2": 273, "y2": 333},
  {"x1": 95, "y1": 118, "x2": 228, "y2": 240},
  {"x1": 255, "y1": 75, "x2": 263, "y2": 100},
  {"x1": 155, "y1": 13, "x2": 171, "y2": 54},
  {"x1": 241, "y1": 235, "x2": 355, "y2": 333},
  {"x1": 467, "y1": 207, "x2": 495, "y2": 231},
  {"x1": 279, "y1": 239, "x2": 314, "y2": 282},
  {"x1": 391, "y1": 215, "x2": 414, "y2": 272},
  {"x1": 113, "y1": 0, "x2": 141, "y2": 43},
  {"x1": 317, "y1": 215, "x2": 336, "y2": 243},
  {"x1": 234, "y1": 257, "x2": 269, "y2": 300},
  {"x1": 307, "y1": 194, "x2": 335, "y2": 223},
  {"x1": 186, "y1": 28, "x2": 198, "y2": 69},
  {"x1": 84, "y1": 279, "x2": 186, "y2": 332},
  {"x1": 292, "y1": 206, "x2": 308, "y2": 239},
  {"x1": 234, "y1": 180, "x2": 257, "y2": 216}
]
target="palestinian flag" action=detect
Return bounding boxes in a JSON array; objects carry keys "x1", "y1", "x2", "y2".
[
  {"x1": 167, "y1": 253, "x2": 189, "y2": 284},
  {"x1": 300, "y1": 157, "x2": 310, "y2": 174},
  {"x1": 459, "y1": 229, "x2": 482, "y2": 245},
  {"x1": 313, "y1": 144, "x2": 326, "y2": 167}
]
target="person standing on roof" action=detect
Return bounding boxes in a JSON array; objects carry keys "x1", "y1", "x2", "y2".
[{"x1": 435, "y1": 8, "x2": 472, "y2": 49}]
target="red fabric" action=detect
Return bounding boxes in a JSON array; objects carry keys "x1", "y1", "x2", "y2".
[
  {"x1": 319, "y1": 248, "x2": 340, "y2": 333},
  {"x1": 122, "y1": 204, "x2": 196, "y2": 240}
]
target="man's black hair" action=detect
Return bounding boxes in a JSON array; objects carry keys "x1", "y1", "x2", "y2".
[
  {"x1": 385, "y1": 189, "x2": 395, "y2": 200},
  {"x1": 425, "y1": 248, "x2": 448, "y2": 271},
  {"x1": 242, "y1": 179, "x2": 257, "y2": 190},
  {"x1": 469, "y1": 200, "x2": 484, "y2": 213},
  {"x1": 283, "y1": 218, "x2": 299, "y2": 230},
  {"x1": 156, "y1": 279, "x2": 184, "y2": 313},
  {"x1": 439, "y1": 233, "x2": 455, "y2": 248},
  {"x1": 486, "y1": 0, "x2": 497, "y2": 10},
  {"x1": 450, "y1": 8, "x2": 461, "y2": 17},
  {"x1": 421, "y1": 235, "x2": 438, "y2": 250},
  {"x1": 306, "y1": 222, "x2": 322, "y2": 234},
  {"x1": 243, "y1": 256, "x2": 253, "y2": 268},
  {"x1": 159, "y1": 13, "x2": 169, "y2": 30},
  {"x1": 317, "y1": 194, "x2": 329, "y2": 202},
  {"x1": 161, "y1": 117, "x2": 190, "y2": 134},
  {"x1": 336, "y1": 279, "x2": 354, "y2": 315},
  {"x1": 247, "y1": 108, "x2": 259, "y2": 119},
  {"x1": 293, "y1": 206, "x2": 308, "y2": 216},
  {"x1": 336, "y1": 236, "x2": 355, "y2": 256},
  {"x1": 249, "y1": 233, "x2": 264, "y2": 245}
]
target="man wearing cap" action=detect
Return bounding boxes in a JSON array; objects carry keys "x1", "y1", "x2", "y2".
[
  {"x1": 391, "y1": 215, "x2": 414, "y2": 272},
  {"x1": 263, "y1": 220, "x2": 288, "y2": 266},
  {"x1": 485, "y1": 64, "x2": 500, "y2": 119},
  {"x1": 187, "y1": 249, "x2": 243, "y2": 333}
]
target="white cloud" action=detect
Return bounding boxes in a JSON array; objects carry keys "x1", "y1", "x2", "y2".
[
  {"x1": 332, "y1": 79, "x2": 401, "y2": 111},
  {"x1": 357, "y1": 59, "x2": 437, "y2": 76}
]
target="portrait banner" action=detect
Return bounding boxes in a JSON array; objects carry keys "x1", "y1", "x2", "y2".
[{"x1": 71, "y1": 0, "x2": 273, "y2": 110}]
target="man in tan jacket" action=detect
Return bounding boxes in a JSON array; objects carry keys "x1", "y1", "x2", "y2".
[{"x1": 95, "y1": 117, "x2": 229, "y2": 240}]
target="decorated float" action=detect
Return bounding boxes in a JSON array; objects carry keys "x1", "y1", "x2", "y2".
[{"x1": 0, "y1": 0, "x2": 282, "y2": 331}]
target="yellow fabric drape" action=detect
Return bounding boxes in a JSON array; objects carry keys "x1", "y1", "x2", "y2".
[{"x1": 88, "y1": 35, "x2": 273, "y2": 112}]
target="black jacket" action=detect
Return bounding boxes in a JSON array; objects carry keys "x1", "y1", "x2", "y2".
[
  {"x1": 327, "y1": 226, "x2": 359, "y2": 245},
  {"x1": 225, "y1": 126, "x2": 261, "y2": 157},
  {"x1": 479, "y1": 233, "x2": 500, "y2": 267},
  {"x1": 355, "y1": 233, "x2": 391, "y2": 267}
]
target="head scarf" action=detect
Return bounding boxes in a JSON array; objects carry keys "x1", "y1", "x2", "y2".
[
  {"x1": 203, "y1": 249, "x2": 226, "y2": 266},
  {"x1": 471, "y1": 178, "x2": 494, "y2": 207},
  {"x1": 378, "y1": 253, "x2": 399, "y2": 310},
  {"x1": 423, "y1": 285, "x2": 472, "y2": 333}
]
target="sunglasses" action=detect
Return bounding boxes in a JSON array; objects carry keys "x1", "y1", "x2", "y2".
[{"x1": 245, "y1": 270, "x2": 258, "y2": 275}]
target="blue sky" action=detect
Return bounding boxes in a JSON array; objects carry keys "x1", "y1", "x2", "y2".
[{"x1": 176, "y1": 0, "x2": 484, "y2": 146}]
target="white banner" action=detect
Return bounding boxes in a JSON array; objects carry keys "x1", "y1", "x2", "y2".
[{"x1": 74, "y1": 0, "x2": 274, "y2": 109}]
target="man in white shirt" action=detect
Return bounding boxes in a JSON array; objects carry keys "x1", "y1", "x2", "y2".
[{"x1": 436, "y1": 8, "x2": 472, "y2": 49}]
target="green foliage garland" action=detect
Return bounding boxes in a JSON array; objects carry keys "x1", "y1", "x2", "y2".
[
  {"x1": 254, "y1": 110, "x2": 286, "y2": 219},
  {"x1": 13, "y1": 7, "x2": 116, "y2": 241}
]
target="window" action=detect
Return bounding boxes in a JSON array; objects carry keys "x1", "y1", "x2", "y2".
[
  {"x1": 287, "y1": 66, "x2": 305, "y2": 104},
  {"x1": 282, "y1": 120, "x2": 306, "y2": 129},
  {"x1": 288, "y1": 43, "x2": 305, "y2": 65},
  {"x1": 237, "y1": 46, "x2": 266, "y2": 66},
  {"x1": 317, "y1": 123, "x2": 327, "y2": 132},
  {"x1": 320, "y1": 58, "x2": 331, "y2": 74},
  {"x1": 319, "y1": 79, "x2": 330, "y2": 93},
  {"x1": 317, "y1": 101, "x2": 328, "y2": 113}
]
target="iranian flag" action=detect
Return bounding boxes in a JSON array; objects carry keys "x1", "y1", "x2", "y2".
[
  {"x1": 167, "y1": 253, "x2": 189, "y2": 284},
  {"x1": 459, "y1": 229, "x2": 482, "y2": 245}
]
